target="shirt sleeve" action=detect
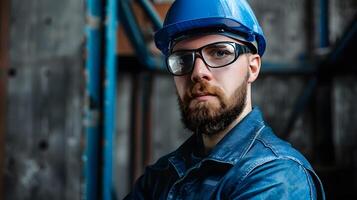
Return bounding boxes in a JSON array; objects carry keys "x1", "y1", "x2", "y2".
[{"x1": 227, "y1": 158, "x2": 318, "y2": 200}]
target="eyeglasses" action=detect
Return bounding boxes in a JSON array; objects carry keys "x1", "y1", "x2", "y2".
[{"x1": 166, "y1": 41, "x2": 252, "y2": 76}]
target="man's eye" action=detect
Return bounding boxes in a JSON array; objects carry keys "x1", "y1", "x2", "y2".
[{"x1": 210, "y1": 49, "x2": 232, "y2": 58}]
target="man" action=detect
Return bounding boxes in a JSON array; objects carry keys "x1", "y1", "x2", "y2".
[{"x1": 125, "y1": 0, "x2": 325, "y2": 199}]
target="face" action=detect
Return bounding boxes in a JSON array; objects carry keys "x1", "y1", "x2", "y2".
[{"x1": 173, "y1": 34, "x2": 258, "y2": 136}]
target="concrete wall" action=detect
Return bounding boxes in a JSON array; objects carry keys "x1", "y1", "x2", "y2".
[{"x1": 5, "y1": 0, "x2": 85, "y2": 199}]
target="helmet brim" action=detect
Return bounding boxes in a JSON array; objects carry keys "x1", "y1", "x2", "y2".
[{"x1": 154, "y1": 17, "x2": 265, "y2": 57}]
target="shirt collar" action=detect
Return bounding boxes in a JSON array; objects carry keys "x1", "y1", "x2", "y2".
[
  {"x1": 206, "y1": 107, "x2": 266, "y2": 164},
  {"x1": 169, "y1": 107, "x2": 266, "y2": 173}
]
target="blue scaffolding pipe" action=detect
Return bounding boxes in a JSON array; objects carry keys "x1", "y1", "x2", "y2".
[
  {"x1": 136, "y1": 0, "x2": 162, "y2": 30},
  {"x1": 84, "y1": 0, "x2": 103, "y2": 200},
  {"x1": 261, "y1": 61, "x2": 316, "y2": 75},
  {"x1": 119, "y1": 0, "x2": 158, "y2": 69},
  {"x1": 282, "y1": 77, "x2": 318, "y2": 138},
  {"x1": 103, "y1": 0, "x2": 117, "y2": 199}
]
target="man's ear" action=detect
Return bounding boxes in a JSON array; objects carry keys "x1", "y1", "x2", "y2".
[{"x1": 247, "y1": 54, "x2": 261, "y2": 83}]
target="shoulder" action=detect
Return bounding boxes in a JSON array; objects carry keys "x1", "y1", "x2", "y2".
[
  {"x1": 254, "y1": 125, "x2": 314, "y2": 170},
  {"x1": 218, "y1": 157, "x2": 317, "y2": 199},
  {"x1": 242, "y1": 125, "x2": 318, "y2": 184},
  {"x1": 236, "y1": 158, "x2": 317, "y2": 199},
  {"x1": 218, "y1": 126, "x2": 320, "y2": 199}
]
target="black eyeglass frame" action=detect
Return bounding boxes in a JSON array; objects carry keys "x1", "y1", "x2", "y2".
[{"x1": 166, "y1": 41, "x2": 253, "y2": 76}]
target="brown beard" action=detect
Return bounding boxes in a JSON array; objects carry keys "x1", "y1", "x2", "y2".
[{"x1": 178, "y1": 75, "x2": 248, "y2": 136}]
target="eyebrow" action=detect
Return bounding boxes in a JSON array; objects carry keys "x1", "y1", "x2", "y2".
[
  {"x1": 205, "y1": 43, "x2": 230, "y2": 48},
  {"x1": 173, "y1": 41, "x2": 234, "y2": 52}
]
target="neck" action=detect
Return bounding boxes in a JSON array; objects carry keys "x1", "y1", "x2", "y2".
[{"x1": 201, "y1": 102, "x2": 252, "y2": 155}]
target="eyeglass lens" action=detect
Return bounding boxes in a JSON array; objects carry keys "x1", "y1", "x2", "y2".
[
  {"x1": 202, "y1": 43, "x2": 235, "y2": 67},
  {"x1": 167, "y1": 42, "x2": 238, "y2": 75}
]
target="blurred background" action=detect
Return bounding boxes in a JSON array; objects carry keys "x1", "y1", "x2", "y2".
[{"x1": 0, "y1": 0, "x2": 356, "y2": 199}]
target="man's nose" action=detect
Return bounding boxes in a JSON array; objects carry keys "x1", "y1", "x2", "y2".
[{"x1": 190, "y1": 57, "x2": 213, "y2": 83}]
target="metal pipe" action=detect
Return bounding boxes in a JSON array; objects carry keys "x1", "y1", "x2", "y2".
[
  {"x1": 84, "y1": 0, "x2": 103, "y2": 199},
  {"x1": 118, "y1": 0, "x2": 157, "y2": 69},
  {"x1": 315, "y1": 0, "x2": 334, "y2": 166},
  {"x1": 282, "y1": 77, "x2": 317, "y2": 139},
  {"x1": 103, "y1": 0, "x2": 118, "y2": 199},
  {"x1": 261, "y1": 61, "x2": 316, "y2": 76},
  {"x1": 136, "y1": 0, "x2": 163, "y2": 30}
]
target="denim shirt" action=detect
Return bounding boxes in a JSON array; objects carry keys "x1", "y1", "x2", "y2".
[{"x1": 125, "y1": 108, "x2": 325, "y2": 200}]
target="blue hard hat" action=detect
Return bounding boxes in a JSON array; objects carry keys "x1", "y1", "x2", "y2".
[{"x1": 154, "y1": 0, "x2": 266, "y2": 57}]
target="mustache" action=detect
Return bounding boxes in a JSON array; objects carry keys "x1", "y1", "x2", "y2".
[{"x1": 183, "y1": 80, "x2": 224, "y2": 103}]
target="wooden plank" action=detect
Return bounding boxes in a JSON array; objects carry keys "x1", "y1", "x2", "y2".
[{"x1": 117, "y1": 3, "x2": 171, "y2": 55}]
